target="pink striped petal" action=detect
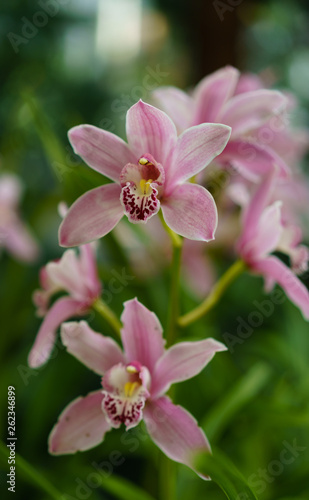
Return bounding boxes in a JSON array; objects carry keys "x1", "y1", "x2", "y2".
[
  {"x1": 151, "y1": 339, "x2": 227, "y2": 398},
  {"x1": 192, "y1": 66, "x2": 240, "y2": 124},
  {"x1": 28, "y1": 297, "x2": 85, "y2": 368},
  {"x1": 59, "y1": 184, "x2": 124, "y2": 247},
  {"x1": 143, "y1": 396, "x2": 211, "y2": 475},
  {"x1": 79, "y1": 244, "x2": 101, "y2": 298},
  {"x1": 126, "y1": 100, "x2": 177, "y2": 166},
  {"x1": 161, "y1": 183, "x2": 218, "y2": 241},
  {"x1": 49, "y1": 391, "x2": 111, "y2": 454},
  {"x1": 253, "y1": 256, "x2": 309, "y2": 320},
  {"x1": 121, "y1": 298, "x2": 165, "y2": 373},
  {"x1": 166, "y1": 123, "x2": 231, "y2": 189},
  {"x1": 152, "y1": 86, "x2": 193, "y2": 133},
  {"x1": 220, "y1": 90, "x2": 287, "y2": 137},
  {"x1": 68, "y1": 125, "x2": 135, "y2": 182},
  {"x1": 240, "y1": 169, "x2": 277, "y2": 248},
  {"x1": 243, "y1": 202, "x2": 283, "y2": 261},
  {"x1": 61, "y1": 321, "x2": 125, "y2": 375},
  {"x1": 218, "y1": 140, "x2": 290, "y2": 182}
]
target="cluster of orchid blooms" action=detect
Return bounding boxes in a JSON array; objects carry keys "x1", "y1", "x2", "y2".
[{"x1": 2, "y1": 65, "x2": 309, "y2": 476}]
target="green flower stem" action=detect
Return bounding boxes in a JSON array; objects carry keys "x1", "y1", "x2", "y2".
[
  {"x1": 0, "y1": 440, "x2": 63, "y2": 500},
  {"x1": 158, "y1": 210, "x2": 182, "y2": 248},
  {"x1": 166, "y1": 241, "x2": 183, "y2": 346},
  {"x1": 159, "y1": 211, "x2": 183, "y2": 346},
  {"x1": 93, "y1": 298, "x2": 122, "y2": 337},
  {"x1": 178, "y1": 259, "x2": 246, "y2": 328},
  {"x1": 159, "y1": 453, "x2": 176, "y2": 500}
]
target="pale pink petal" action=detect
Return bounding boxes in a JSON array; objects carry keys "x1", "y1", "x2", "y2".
[
  {"x1": 234, "y1": 73, "x2": 263, "y2": 95},
  {"x1": 182, "y1": 241, "x2": 216, "y2": 298},
  {"x1": 161, "y1": 183, "x2": 218, "y2": 241},
  {"x1": 240, "y1": 202, "x2": 283, "y2": 261},
  {"x1": 218, "y1": 140, "x2": 290, "y2": 182},
  {"x1": 166, "y1": 123, "x2": 231, "y2": 189},
  {"x1": 192, "y1": 66, "x2": 240, "y2": 124},
  {"x1": 151, "y1": 339, "x2": 227, "y2": 398},
  {"x1": 152, "y1": 86, "x2": 193, "y2": 133},
  {"x1": 126, "y1": 100, "x2": 177, "y2": 166},
  {"x1": 79, "y1": 244, "x2": 101, "y2": 297},
  {"x1": 59, "y1": 184, "x2": 124, "y2": 247},
  {"x1": 61, "y1": 321, "x2": 125, "y2": 375},
  {"x1": 121, "y1": 298, "x2": 165, "y2": 373},
  {"x1": 68, "y1": 125, "x2": 135, "y2": 182},
  {"x1": 4, "y1": 222, "x2": 39, "y2": 263},
  {"x1": 48, "y1": 391, "x2": 111, "y2": 454},
  {"x1": 143, "y1": 396, "x2": 211, "y2": 475},
  {"x1": 240, "y1": 169, "x2": 277, "y2": 248},
  {"x1": 28, "y1": 297, "x2": 85, "y2": 368},
  {"x1": 220, "y1": 90, "x2": 287, "y2": 137},
  {"x1": 253, "y1": 256, "x2": 309, "y2": 320},
  {"x1": 0, "y1": 174, "x2": 22, "y2": 208}
]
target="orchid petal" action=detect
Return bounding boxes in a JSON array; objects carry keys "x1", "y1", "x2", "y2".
[
  {"x1": 61, "y1": 321, "x2": 125, "y2": 375},
  {"x1": 121, "y1": 298, "x2": 165, "y2": 373},
  {"x1": 68, "y1": 125, "x2": 135, "y2": 182},
  {"x1": 243, "y1": 201, "x2": 283, "y2": 260},
  {"x1": 48, "y1": 391, "x2": 111, "y2": 454},
  {"x1": 152, "y1": 86, "x2": 193, "y2": 133},
  {"x1": 220, "y1": 90, "x2": 287, "y2": 137},
  {"x1": 192, "y1": 66, "x2": 240, "y2": 124},
  {"x1": 143, "y1": 396, "x2": 211, "y2": 475},
  {"x1": 218, "y1": 140, "x2": 290, "y2": 182},
  {"x1": 28, "y1": 297, "x2": 85, "y2": 368},
  {"x1": 59, "y1": 184, "x2": 123, "y2": 247},
  {"x1": 240, "y1": 169, "x2": 277, "y2": 247},
  {"x1": 151, "y1": 339, "x2": 227, "y2": 398},
  {"x1": 4, "y1": 222, "x2": 39, "y2": 263},
  {"x1": 166, "y1": 123, "x2": 231, "y2": 188},
  {"x1": 253, "y1": 256, "x2": 309, "y2": 320},
  {"x1": 161, "y1": 183, "x2": 218, "y2": 241},
  {"x1": 79, "y1": 244, "x2": 102, "y2": 297},
  {"x1": 126, "y1": 100, "x2": 177, "y2": 166}
]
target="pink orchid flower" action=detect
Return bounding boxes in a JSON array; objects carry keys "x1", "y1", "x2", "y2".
[
  {"x1": 236, "y1": 170, "x2": 309, "y2": 319},
  {"x1": 153, "y1": 66, "x2": 290, "y2": 181},
  {"x1": 28, "y1": 244, "x2": 101, "y2": 368},
  {"x1": 59, "y1": 100, "x2": 231, "y2": 247},
  {"x1": 0, "y1": 173, "x2": 39, "y2": 262},
  {"x1": 49, "y1": 298, "x2": 227, "y2": 475}
]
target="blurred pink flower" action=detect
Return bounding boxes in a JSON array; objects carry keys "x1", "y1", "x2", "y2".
[
  {"x1": 59, "y1": 100, "x2": 231, "y2": 246},
  {"x1": 236, "y1": 170, "x2": 309, "y2": 319},
  {"x1": 49, "y1": 298, "x2": 226, "y2": 475},
  {"x1": 153, "y1": 66, "x2": 290, "y2": 181},
  {"x1": 0, "y1": 173, "x2": 39, "y2": 262},
  {"x1": 28, "y1": 244, "x2": 101, "y2": 368}
]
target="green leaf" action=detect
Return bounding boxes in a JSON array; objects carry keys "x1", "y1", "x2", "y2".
[
  {"x1": 203, "y1": 362, "x2": 272, "y2": 441},
  {"x1": 98, "y1": 473, "x2": 156, "y2": 500},
  {"x1": 195, "y1": 448, "x2": 258, "y2": 500}
]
